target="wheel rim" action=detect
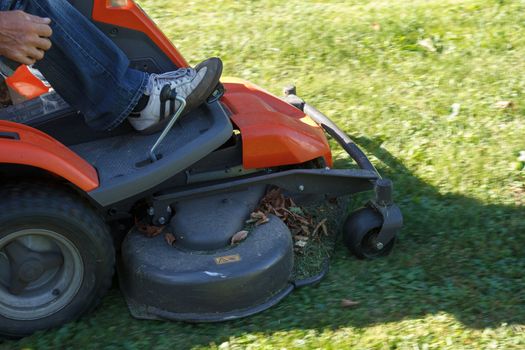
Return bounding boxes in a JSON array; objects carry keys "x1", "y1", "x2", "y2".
[
  {"x1": 0, "y1": 229, "x2": 84, "y2": 321},
  {"x1": 360, "y1": 228, "x2": 390, "y2": 258}
]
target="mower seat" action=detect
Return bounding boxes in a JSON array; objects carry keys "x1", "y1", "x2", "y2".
[{"x1": 0, "y1": 90, "x2": 135, "y2": 146}]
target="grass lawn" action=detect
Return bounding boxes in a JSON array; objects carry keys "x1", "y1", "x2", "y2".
[{"x1": 2, "y1": 0, "x2": 525, "y2": 348}]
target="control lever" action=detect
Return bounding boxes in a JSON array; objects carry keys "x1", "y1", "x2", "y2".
[
  {"x1": 207, "y1": 82, "x2": 225, "y2": 104},
  {"x1": 149, "y1": 84, "x2": 187, "y2": 162}
]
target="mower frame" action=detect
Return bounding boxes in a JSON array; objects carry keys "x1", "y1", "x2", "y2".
[{"x1": 151, "y1": 89, "x2": 403, "y2": 250}]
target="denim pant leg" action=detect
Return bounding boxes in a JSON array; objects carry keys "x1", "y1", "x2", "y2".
[{"x1": 0, "y1": 0, "x2": 148, "y2": 130}]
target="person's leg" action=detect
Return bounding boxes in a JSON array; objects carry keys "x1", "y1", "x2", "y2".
[
  {"x1": 0, "y1": 0, "x2": 224, "y2": 132},
  {"x1": 1, "y1": 0, "x2": 147, "y2": 130}
]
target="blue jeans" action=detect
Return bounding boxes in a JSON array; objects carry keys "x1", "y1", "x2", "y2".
[{"x1": 0, "y1": 0, "x2": 148, "y2": 130}]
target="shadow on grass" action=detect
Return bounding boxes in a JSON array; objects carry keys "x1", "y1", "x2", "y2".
[
  {"x1": 341, "y1": 136, "x2": 524, "y2": 327},
  {"x1": 3, "y1": 137, "x2": 524, "y2": 349}
]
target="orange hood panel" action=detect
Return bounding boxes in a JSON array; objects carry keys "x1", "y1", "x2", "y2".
[{"x1": 221, "y1": 78, "x2": 332, "y2": 169}]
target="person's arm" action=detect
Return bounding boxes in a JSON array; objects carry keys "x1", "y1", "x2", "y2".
[{"x1": 0, "y1": 10, "x2": 52, "y2": 66}]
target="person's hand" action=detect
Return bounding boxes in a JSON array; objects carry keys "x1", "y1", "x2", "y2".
[{"x1": 0, "y1": 10, "x2": 52, "y2": 65}]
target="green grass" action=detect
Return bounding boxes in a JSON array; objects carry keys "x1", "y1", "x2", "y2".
[{"x1": 3, "y1": 0, "x2": 525, "y2": 348}]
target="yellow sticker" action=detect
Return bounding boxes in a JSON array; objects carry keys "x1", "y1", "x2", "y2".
[{"x1": 215, "y1": 254, "x2": 241, "y2": 265}]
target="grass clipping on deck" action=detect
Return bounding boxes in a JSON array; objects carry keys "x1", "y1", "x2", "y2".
[
  {"x1": 138, "y1": 187, "x2": 343, "y2": 281},
  {"x1": 248, "y1": 188, "x2": 341, "y2": 281}
]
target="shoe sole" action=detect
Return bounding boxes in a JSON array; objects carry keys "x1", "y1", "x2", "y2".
[{"x1": 139, "y1": 58, "x2": 224, "y2": 135}]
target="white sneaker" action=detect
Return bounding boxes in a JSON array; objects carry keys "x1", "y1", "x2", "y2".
[{"x1": 128, "y1": 57, "x2": 223, "y2": 134}]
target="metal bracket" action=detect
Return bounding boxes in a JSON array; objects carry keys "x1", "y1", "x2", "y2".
[
  {"x1": 207, "y1": 83, "x2": 225, "y2": 104},
  {"x1": 149, "y1": 202, "x2": 173, "y2": 226},
  {"x1": 153, "y1": 168, "x2": 378, "y2": 208},
  {"x1": 369, "y1": 179, "x2": 403, "y2": 248},
  {"x1": 283, "y1": 85, "x2": 305, "y2": 111}
]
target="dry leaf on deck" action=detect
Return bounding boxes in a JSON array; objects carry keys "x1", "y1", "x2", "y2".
[
  {"x1": 255, "y1": 217, "x2": 270, "y2": 226},
  {"x1": 231, "y1": 230, "x2": 249, "y2": 245},
  {"x1": 312, "y1": 218, "x2": 328, "y2": 236},
  {"x1": 300, "y1": 225, "x2": 311, "y2": 235},
  {"x1": 246, "y1": 211, "x2": 267, "y2": 224},
  {"x1": 136, "y1": 218, "x2": 165, "y2": 238},
  {"x1": 164, "y1": 233, "x2": 176, "y2": 246},
  {"x1": 321, "y1": 221, "x2": 329, "y2": 236}
]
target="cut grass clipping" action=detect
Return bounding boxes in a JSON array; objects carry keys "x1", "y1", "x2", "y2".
[
  {"x1": 137, "y1": 187, "x2": 344, "y2": 281},
  {"x1": 245, "y1": 188, "x2": 344, "y2": 281}
]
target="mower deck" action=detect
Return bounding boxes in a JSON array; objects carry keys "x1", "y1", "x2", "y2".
[{"x1": 121, "y1": 212, "x2": 294, "y2": 322}]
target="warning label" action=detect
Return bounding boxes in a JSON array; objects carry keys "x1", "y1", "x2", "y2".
[{"x1": 214, "y1": 254, "x2": 242, "y2": 265}]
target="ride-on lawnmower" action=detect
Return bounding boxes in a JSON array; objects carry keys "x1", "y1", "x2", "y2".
[{"x1": 0, "y1": 0, "x2": 403, "y2": 338}]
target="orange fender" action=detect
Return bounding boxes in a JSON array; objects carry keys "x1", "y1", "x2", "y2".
[
  {"x1": 0, "y1": 121, "x2": 99, "y2": 192},
  {"x1": 222, "y1": 77, "x2": 333, "y2": 169}
]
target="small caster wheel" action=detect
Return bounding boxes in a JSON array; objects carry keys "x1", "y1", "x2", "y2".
[{"x1": 343, "y1": 207, "x2": 395, "y2": 259}]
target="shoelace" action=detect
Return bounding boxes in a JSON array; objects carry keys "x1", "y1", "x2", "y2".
[{"x1": 145, "y1": 68, "x2": 196, "y2": 95}]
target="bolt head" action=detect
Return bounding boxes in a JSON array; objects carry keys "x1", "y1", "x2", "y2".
[
  {"x1": 376, "y1": 242, "x2": 384, "y2": 250},
  {"x1": 158, "y1": 217, "x2": 166, "y2": 225},
  {"x1": 298, "y1": 185, "x2": 305, "y2": 192},
  {"x1": 147, "y1": 207, "x2": 155, "y2": 216}
]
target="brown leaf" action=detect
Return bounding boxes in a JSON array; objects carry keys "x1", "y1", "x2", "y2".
[
  {"x1": 255, "y1": 217, "x2": 270, "y2": 226},
  {"x1": 246, "y1": 211, "x2": 270, "y2": 226},
  {"x1": 371, "y1": 23, "x2": 381, "y2": 31},
  {"x1": 231, "y1": 230, "x2": 249, "y2": 245},
  {"x1": 300, "y1": 225, "x2": 311, "y2": 235},
  {"x1": 493, "y1": 100, "x2": 514, "y2": 109},
  {"x1": 312, "y1": 218, "x2": 328, "y2": 236},
  {"x1": 164, "y1": 233, "x2": 176, "y2": 246},
  {"x1": 341, "y1": 299, "x2": 360, "y2": 308},
  {"x1": 295, "y1": 216, "x2": 311, "y2": 226},
  {"x1": 321, "y1": 222, "x2": 329, "y2": 236},
  {"x1": 247, "y1": 211, "x2": 267, "y2": 222},
  {"x1": 135, "y1": 218, "x2": 165, "y2": 237},
  {"x1": 294, "y1": 235, "x2": 309, "y2": 241},
  {"x1": 253, "y1": 211, "x2": 263, "y2": 218},
  {"x1": 253, "y1": 188, "x2": 324, "y2": 251}
]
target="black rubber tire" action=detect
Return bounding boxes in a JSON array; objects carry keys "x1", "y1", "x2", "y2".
[
  {"x1": 0, "y1": 182, "x2": 114, "y2": 338},
  {"x1": 342, "y1": 207, "x2": 395, "y2": 259}
]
